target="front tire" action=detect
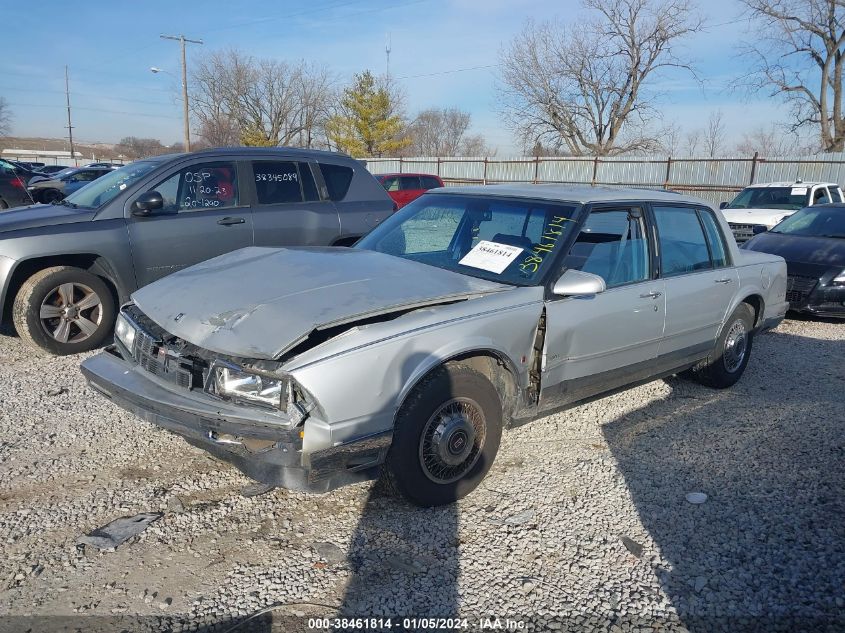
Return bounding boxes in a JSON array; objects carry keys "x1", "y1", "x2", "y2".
[
  {"x1": 689, "y1": 303, "x2": 755, "y2": 389},
  {"x1": 383, "y1": 362, "x2": 503, "y2": 507},
  {"x1": 12, "y1": 266, "x2": 116, "y2": 355}
]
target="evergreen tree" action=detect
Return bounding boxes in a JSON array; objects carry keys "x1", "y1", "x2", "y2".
[{"x1": 326, "y1": 71, "x2": 410, "y2": 157}]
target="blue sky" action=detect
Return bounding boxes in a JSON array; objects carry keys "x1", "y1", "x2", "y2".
[{"x1": 0, "y1": 0, "x2": 791, "y2": 154}]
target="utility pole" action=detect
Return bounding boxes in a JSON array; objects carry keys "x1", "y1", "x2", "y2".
[
  {"x1": 64, "y1": 66, "x2": 75, "y2": 162},
  {"x1": 160, "y1": 34, "x2": 203, "y2": 151}
]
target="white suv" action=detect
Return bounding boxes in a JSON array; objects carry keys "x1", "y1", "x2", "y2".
[{"x1": 720, "y1": 180, "x2": 844, "y2": 243}]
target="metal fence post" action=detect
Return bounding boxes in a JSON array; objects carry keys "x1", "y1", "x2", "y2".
[
  {"x1": 436, "y1": 157, "x2": 441, "y2": 177},
  {"x1": 533, "y1": 156, "x2": 540, "y2": 184},
  {"x1": 664, "y1": 156, "x2": 672, "y2": 190},
  {"x1": 399, "y1": 156, "x2": 404, "y2": 174},
  {"x1": 483, "y1": 157, "x2": 488, "y2": 185},
  {"x1": 591, "y1": 156, "x2": 599, "y2": 186},
  {"x1": 749, "y1": 152, "x2": 758, "y2": 184}
]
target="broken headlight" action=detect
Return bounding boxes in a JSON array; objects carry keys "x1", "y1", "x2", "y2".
[
  {"x1": 114, "y1": 312, "x2": 137, "y2": 353},
  {"x1": 205, "y1": 362, "x2": 311, "y2": 424},
  {"x1": 209, "y1": 363, "x2": 289, "y2": 409}
]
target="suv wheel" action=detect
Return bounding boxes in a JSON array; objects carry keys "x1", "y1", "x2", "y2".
[
  {"x1": 39, "y1": 189, "x2": 63, "y2": 204},
  {"x1": 383, "y1": 362, "x2": 503, "y2": 506},
  {"x1": 689, "y1": 303, "x2": 755, "y2": 389},
  {"x1": 12, "y1": 266, "x2": 116, "y2": 355}
]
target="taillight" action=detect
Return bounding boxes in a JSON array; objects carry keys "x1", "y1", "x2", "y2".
[{"x1": 10, "y1": 176, "x2": 25, "y2": 189}]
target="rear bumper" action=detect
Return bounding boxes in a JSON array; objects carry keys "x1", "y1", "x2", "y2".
[{"x1": 81, "y1": 348, "x2": 391, "y2": 493}]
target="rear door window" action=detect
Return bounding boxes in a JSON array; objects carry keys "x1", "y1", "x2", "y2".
[
  {"x1": 813, "y1": 186, "x2": 832, "y2": 204},
  {"x1": 697, "y1": 209, "x2": 729, "y2": 268},
  {"x1": 252, "y1": 161, "x2": 303, "y2": 205},
  {"x1": 653, "y1": 206, "x2": 712, "y2": 276},
  {"x1": 830, "y1": 185, "x2": 844, "y2": 202},
  {"x1": 320, "y1": 163, "x2": 354, "y2": 201},
  {"x1": 401, "y1": 176, "x2": 422, "y2": 190}
]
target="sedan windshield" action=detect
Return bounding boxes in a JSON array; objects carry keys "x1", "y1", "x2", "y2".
[
  {"x1": 770, "y1": 207, "x2": 845, "y2": 238},
  {"x1": 64, "y1": 161, "x2": 159, "y2": 209},
  {"x1": 727, "y1": 186, "x2": 811, "y2": 211},
  {"x1": 355, "y1": 193, "x2": 581, "y2": 286}
]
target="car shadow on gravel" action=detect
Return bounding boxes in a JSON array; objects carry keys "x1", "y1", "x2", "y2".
[{"x1": 602, "y1": 329, "x2": 845, "y2": 632}]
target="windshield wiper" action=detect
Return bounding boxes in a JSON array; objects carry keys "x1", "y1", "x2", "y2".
[{"x1": 58, "y1": 199, "x2": 78, "y2": 209}]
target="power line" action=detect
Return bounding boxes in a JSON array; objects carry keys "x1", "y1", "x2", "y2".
[
  {"x1": 0, "y1": 85, "x2": 175, "y2": 107},
  {"x1": 395, "y1": 64, "x2": 498, "y2": 80},
  {"x1": 5, "y1": 102, "x2": 175, "y2": 120}
]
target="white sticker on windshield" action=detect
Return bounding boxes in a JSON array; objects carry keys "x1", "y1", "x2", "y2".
[
  {"x1": 119, "y1": 183, "x2": 127, "y2": 190},
  {"x1": 791, "y1": 187, "x2": 808, "y2": 196},
  {"x1": 459, "y1": 240, "x2": 523, "y2": 274}
]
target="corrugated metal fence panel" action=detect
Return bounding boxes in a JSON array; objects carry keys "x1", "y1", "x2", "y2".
[
  {"x1": 365, "y1": 155, "x2": 845, "y2": 197},
  {"x1": 597, "y1": 159, "x2": 666, "y2": 185}
]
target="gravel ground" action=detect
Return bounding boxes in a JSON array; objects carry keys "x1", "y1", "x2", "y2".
[{"x1": 0, "y1": 317, "x2": 843, "y2": 633}]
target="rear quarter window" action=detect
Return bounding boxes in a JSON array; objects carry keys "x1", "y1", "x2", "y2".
[{"x1": 320, "y1": 163, "x2": 354, "y2": 201}]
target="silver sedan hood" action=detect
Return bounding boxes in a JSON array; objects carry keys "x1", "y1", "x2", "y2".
[{"x1": 131, "y1": 246, "x2": 512, "y2": 360}]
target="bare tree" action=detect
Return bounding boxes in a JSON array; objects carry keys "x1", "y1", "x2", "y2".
[
  {"x1": 703, "y1": 110, "x2": 726, "y2": 157},
  {"x1": 738, "y1": 0, "x2": 845, "y2": 152},
  {"x1": 498, "y1": 0, "x2": 702, "y2": 156},
  {"x1": 191, "y1": 49, "x2": 336, "y2": 148},
  {"x1": 406, "y1": 108, "x2": 487, "y2": 156},
  {"x1": 0, "y1": 97, "x2": 11, "y2": 137},
  {"x1": 113, "y1": 137, "x2": 169, "y2": 159},
  {"x1": 685, "y1": 128, "x2": 702, "y2": 155}
]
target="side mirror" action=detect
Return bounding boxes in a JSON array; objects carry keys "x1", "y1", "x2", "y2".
[
  {"x1": 131, "y1": 190, "x2": 164, "y2": 216},
  {"x1": 553, "y1": 269, "x2": 606, "y2": 297},
  {"x1": 719, "y1": 201, "x2": 729, "y2": 210}
]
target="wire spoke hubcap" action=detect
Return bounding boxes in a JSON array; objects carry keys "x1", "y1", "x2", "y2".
[
  {"x1": 419, "y1": 397, "x2": 486, "y2": 484},
  {"x1": 39, "y1": 282, "x2": 102, "y2": 344},
  {"x1": 723, "y1": 319, "x2": 747, "y2": 373}
]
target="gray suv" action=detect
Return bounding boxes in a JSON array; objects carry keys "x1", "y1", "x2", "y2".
[{"x1": 0, "y1": 147, "x2": 394, "y2": 355}]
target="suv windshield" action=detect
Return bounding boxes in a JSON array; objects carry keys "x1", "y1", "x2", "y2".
[
  {"x1": 355, "y1": 193, "x2": 581, "y2": 286},
  {"x1": 727, "y1": 186, "x2": 811, "y2": 211},
  {"x1": 770, "y1": 207, "x2": 845, "y2": 238},
  {"x1": 64, "y1": 161, "x2": 159, "y2": 209}
]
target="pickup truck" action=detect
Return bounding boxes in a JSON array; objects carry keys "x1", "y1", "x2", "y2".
[
  {"x1": 0, "y1": 147, "x2": 393, "y2": 355},
  {"x1": 721, "y1": 180, "x2": 844, "y2": 243},
  {"x1": 81, "y1": 185, "x2": 789, "y2": 507}
]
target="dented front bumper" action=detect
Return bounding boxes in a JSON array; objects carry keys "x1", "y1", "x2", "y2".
[{"x1": 80, "y1": 348, "x2": 391, "y2": 493}]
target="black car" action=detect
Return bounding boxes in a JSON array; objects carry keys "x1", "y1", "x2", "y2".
[
  {"x1": 743, "y1": 203, "x2": 845, "y2": 317},
  {"x1": 0, "y1": 162, "x2": 35, "y2": 210},
  {"x1": 38, "y1": 165, "x2": 71, "y2": 175}
]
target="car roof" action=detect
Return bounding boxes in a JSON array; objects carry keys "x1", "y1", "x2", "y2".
[
  {"x1": 138, "y1": 146, "x2": 353, "y2": 164},
  {"x1": 378, "y1": 172, "x2": 441, "y2": 178},
  {"x1": 745, "y1": 180, "x2": 839, "y2": 188},
  {"x1": 428, "y1": 183, "x2": 713, "y2": 206}
]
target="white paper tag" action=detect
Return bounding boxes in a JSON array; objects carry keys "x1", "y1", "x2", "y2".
[
  {"x1": 791, "y1": 187, "x2": 808, "y2": 196},
  {"x1": 459, "y1": 240, "x2": 523, "y2": 274}
]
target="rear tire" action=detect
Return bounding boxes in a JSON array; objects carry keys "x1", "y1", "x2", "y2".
[
  {"x1": 39, "y1": 189, "x2": 63, "y2": 204},
  {"x1": 689, "y1": 303, "x2": 755, "y2": 389},
  {"x1": 12, "y1": 266, "x2": 116, "y2": 355},
  {"x1": 383, "y1": 362, "x2": 503, "y2": 507}
]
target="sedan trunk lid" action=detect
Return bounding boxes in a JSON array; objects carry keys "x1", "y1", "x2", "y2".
[{"x1": 131, "y1": 246, "x2": 512, "y2": 360}]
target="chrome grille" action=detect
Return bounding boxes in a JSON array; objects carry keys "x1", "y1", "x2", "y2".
[
  {"x1": 729, "y1": 223, "x2": 766, "y2": 244},
  {"x1": 785, "y1": 275, "x2": 818, "y2": 305}
]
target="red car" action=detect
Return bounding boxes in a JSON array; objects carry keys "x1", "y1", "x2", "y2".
[{"x1": 377, "y1": 173, "x2": 444, "y2": 209}]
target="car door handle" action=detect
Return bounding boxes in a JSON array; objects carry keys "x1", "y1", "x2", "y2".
[
  {"x1": 217, "y1": 216, "x2": 245, "y2": 226},
  {"x1": 639, "y1": 291, "x2": 663, "y2": 299},
  {"x1": 714, "y1": 278, "x2": 733, "y2": 284}
]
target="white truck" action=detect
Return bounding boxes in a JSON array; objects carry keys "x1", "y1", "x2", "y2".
[{"x1": 720, "y1": 180, "x2": 844, "y2": 243}]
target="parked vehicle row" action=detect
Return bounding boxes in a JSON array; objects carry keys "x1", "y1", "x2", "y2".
[
  {"x1": 377, "y1": 172, "x2": 444, "y2": 209},
  {"x1": 26, "y1": 166, "x2": 115, "y2": 204},
  {"x1": 720, "y1": 180, "x2": 843, "y2": 243},
  {"x1": 79, "y1": 183, "x2": 789, "y2": 506},
  {"x1": 0, "y1": 147, "x2": 393, "y2": 354}
]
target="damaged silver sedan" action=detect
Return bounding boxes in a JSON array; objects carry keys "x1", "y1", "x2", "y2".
[{"x1": 81, "y1": 185, "x2": 788, "y2": 506}]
